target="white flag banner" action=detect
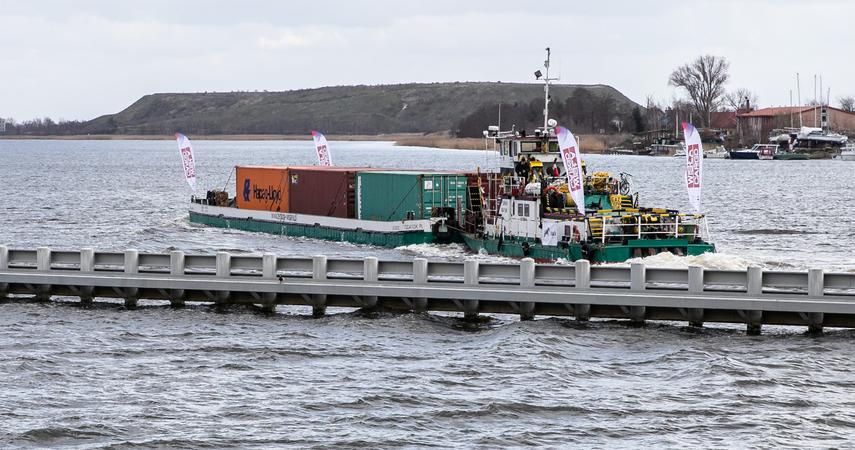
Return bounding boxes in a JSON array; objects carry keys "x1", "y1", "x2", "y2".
[
  {"x1": 682, "y1": 122, "x2": 703, "y2": 212},
  {"x1": 311, "y1": 130, "x2": 333, "y2": 166},
  {"x1": 556, "y1": 126, "x2": 585, "y2": 215},
  {"x1": 174, "y1": 132, "x2": 197, "y2": 193}
]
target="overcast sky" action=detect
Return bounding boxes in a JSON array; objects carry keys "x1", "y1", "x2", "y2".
[{"x1": 2, "y1": 0, "x2": 854, "y2": 121}]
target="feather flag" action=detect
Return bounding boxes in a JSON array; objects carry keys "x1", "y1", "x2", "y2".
[
  {"x1": 682, "y1": 122, "x2": 703, "y2": 212},
  {"x1": 556, "y1": 126, "x2": 585, "y2": 215},
  {"x1": 311, "y1": 130, "x2": 333, "y2": 166},
  {"x1": 174, "y1": 132, "x2": 197, "y2": 193}
]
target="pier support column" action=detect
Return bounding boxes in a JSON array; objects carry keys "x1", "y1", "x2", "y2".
[
  {"x1": 215, "y1": 252, "x2": 232, "y2": 306},
  {"x1": 744, "y1": 266, "x2": 764, "y2": 335},
  {"x1": 518, "y1": 258, "x2": 536, "y2": 321},
  {"x1": 169, "y1": 251, "x2": 186, "y2": 308},
  {"x1": 311, "y1": 255, "x2": 327, "y2": 317},
  {"x1": 463, "y1": 260, "x2": 479, "y2": 321},
  {"x1": 362, "y1": 257, "x2": 379, "y2": 310},
  {"x1": 0, "y1": 245, "x2": 9, "y2": 298},
  {"x1": 628, "y1": 262, "x2": 646, "y2": 324},
  {"x1": 123, "y1": 249, "x2": 139, "y2": 309},
  {"x1": 687, "y1": 265, "x2": 705, "y2": 327},
  {"x1": 412, "y1": 258, "x2": 428, "y2": 313},
  {"x1": 806, "y1": 268, "x2": 825, "y2": 334},
  {"x1": 574, "y1": 259, "x2": 591, "y2": 321},
  {"x1": 260, "y1": 253, "x2": 277, "y2": 313},
  {"x1": 35, "y1": 246, "x2": 52, "y2": 301},
  {"x1": 79, "y1": 248, "x2": 95, "y2": 306}
]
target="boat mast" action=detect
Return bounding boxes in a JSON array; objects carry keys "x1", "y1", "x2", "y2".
[{"x1": 537, "y1": 47, "x2": 559, "y2": 132}]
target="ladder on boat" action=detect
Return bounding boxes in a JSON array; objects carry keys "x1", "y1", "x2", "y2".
[
  {"x1": 587, "y1": 217, "x2": 603, "y2": 240},
  {"x1": 466, "y1": 185, "x2": 484, "y2": 232}
]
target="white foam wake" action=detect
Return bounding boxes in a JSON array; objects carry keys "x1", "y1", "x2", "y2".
[
  {"x1": 396, "y1": 243, "x2": 519, "y2": 264},
  {"x1": 617, "y1": 251, "x2": 760, "y2": 270}
]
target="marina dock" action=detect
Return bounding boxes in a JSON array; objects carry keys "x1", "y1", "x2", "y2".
[{"x1": 2, "y1": 246, "x2": 854, "y2": 334}]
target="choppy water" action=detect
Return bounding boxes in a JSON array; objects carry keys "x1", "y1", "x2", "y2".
[{"x1": 2, "y1": 139, "x2": 855, "y2": 448}]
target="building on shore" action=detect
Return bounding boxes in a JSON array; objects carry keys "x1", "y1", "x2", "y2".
[{"x1": 737, "y1": 106, "x2": 855, "y2": 144}]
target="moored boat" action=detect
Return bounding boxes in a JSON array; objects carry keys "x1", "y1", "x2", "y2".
[
  {"x1": 729, "y1": 143, "x2": 778, "y2": 160},
  {"x1": 705, "y1": 146, "x2": 729, "y2": 159},
  {"x1": 839, "y1": 145, "x2": 855, "y2": 161}
]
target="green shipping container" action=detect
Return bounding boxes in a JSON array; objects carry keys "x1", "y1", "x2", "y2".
[{"x1": 357, "y1": 171, "x2": 469, "y2": 221}]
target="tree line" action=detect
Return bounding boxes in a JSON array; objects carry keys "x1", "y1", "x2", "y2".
[
  {"x1": 1, "y1": 117, "x2": 92, "y2": 135},
  {"x1": 454, "y1": 90, "x2": 645, "y2": 138}
]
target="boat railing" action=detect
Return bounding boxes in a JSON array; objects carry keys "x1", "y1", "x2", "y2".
[{"x1": 597, "y1": 214, "x2": 705, "y2": 244}]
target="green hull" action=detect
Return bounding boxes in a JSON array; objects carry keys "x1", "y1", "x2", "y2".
[
  {"x1": 463, "y1": 234, "x2": 715, "y2": 263},
  {"x1": 773, "y1": 153, "x2": 810, "y2": 160},
  {"x1": 189, "y1": 211, "x2": 440, "y2": 248}
]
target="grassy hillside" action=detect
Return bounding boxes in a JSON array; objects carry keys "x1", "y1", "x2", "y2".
[{"x1": 82, "y1": 82, "x2": 643, "y2": 136}]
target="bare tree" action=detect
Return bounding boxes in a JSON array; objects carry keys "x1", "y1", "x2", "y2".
[
  {"x1": 668, "y1": 55, "x2": 730, "y2": 126},
  {"x1": 839, "y1": 96, "x2": 855, "y2": 112},
  {"x1": 724, "y1": 88, "x2": 758, "y2": 111}
]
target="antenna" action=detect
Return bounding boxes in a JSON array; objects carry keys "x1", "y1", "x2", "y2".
[
  {"x1": 790, "y1": 89, "x2": 793, "y2": 128},
  {"x1": 534, "y1": 47, "x2": 559, "y2": 132},
  {"x1": 796, "y1": 73, "x2": 803, "y2": 127},
  {"x1": 498, "y1": 101, "x2": 502, "y2": 131}
]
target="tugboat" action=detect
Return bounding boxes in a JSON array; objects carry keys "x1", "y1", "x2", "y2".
[
  {"x1": 186, "y1": 49, "x2": 714, "y2": 264},
  {"x1": 460, "y1": 49, "x2": 715, "y2": 263}
]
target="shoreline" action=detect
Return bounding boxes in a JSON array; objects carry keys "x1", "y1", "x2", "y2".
[
  {"x1": 0, "y1": 133, "x2": 413, "y2": 142},
  {"x1": 0, "y1": 132, "x2": 626, "y2": 153}
]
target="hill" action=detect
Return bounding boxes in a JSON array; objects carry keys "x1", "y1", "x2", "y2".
[{"x1": 81, "y1": 82, "x2": 644, "y2": 136}]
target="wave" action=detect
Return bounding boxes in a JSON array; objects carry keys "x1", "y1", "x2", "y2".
[
  {"x1": 735, "y1": 228, "x2": 822, "y2": 235},
  {"x1": 618, "y1": 252, "x2": 761, "y2": 270},
  {"x1": 395, "y1": 243, "x2": 518, "y2": 264}
]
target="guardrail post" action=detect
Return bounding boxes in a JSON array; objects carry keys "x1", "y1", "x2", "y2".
[
  {"x1": 412, "y1": 258, "x2": 428, "y2": 313},
  {"x1": 629, "y1": 262, "x2": 646, "y2": 324},
  {"x1": 518, "y1": 258, "x2": 536, "y2": 321},
  {"x1": 260, "y1": 253, "x2": 277, "y2": 313},
  {"x1": 79, "y1": 248, "x2": 95, "y2": 305},
  {"x1": 34, "y1": 246, "x2": 52, "y2": 301},
  {"x1": 123, "y1": 249, "x2": 139, "y2": 309},
  {"x1": 574, "y1": 259, "x2": 591, "y2": 321},
  {"x1": 362, "y1": 257, "x2": 379, "y2": 310},
  {"x1": 687, "y1": 265, "x2": 704, "y2": 327},
  {"x1": 169, "y1": 250, "x2": 186, "y2": 308},
  {"x1": 463, "y1": 260, "x2": 479, "y2": 321},
  {"x1": 37, "y1": 246, "x2": 51, "y2": 271},
  {"x1": 215, "y1": 252, "x2": 232, "y2": 304},
  {"x1": 744, "y1": 266, "x2": 764, "y2": 335},
  {"x1": 0, "y1": 245, "x2": 8, "y2": 298},
  {"x1": 806, "y1": 268, "x2": 825, "y2": 333},
  {"x1": 311, "y1": 255, "x2": 327, "y2": 317}
]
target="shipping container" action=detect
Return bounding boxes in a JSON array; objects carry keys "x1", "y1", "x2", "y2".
[
  {"x1": 287, "y1": 166, "x2": 360, "y2": 218},
  {"x1": 235, "y1": 166, "x2": 290, "y2": 212},
  {"x1": 357, "y1": 171, "x2": 469, "y2": 221}
]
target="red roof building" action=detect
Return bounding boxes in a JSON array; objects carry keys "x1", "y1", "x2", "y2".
[{"x1": 736, "y1": 106, "x2": 855, "y2": 144}]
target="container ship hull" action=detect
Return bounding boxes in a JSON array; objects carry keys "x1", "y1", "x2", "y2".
[{"x1": 189, "y1": 202, "x2": 448, "y2": 247}]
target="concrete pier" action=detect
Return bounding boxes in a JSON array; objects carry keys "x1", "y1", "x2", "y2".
[{"x1": 3, "y1": 245, "x2": 855, "y2": 334}]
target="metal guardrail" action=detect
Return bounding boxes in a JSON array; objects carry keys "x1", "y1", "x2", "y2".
[{"x1": 2, "y1": 246, "x2": 855, "y2": 334}]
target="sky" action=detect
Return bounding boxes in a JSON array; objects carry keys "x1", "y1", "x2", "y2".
[{"x1": 2, "y1": 0, "x2": 854, "y2": 121}]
